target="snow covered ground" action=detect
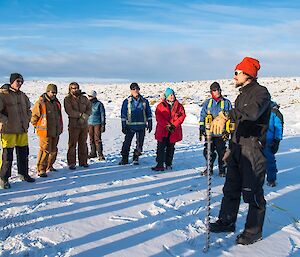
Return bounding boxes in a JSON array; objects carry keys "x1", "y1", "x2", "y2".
[{"x1": 0, "y1": 77, "x2": 300, "y2": 256}]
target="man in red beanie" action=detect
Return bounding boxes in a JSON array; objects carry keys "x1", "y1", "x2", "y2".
[{"x1": 209, "y1": 57, "x2": 271, "y2": 245}]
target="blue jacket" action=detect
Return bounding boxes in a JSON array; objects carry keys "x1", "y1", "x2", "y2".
[
  {"x1": 266, "y1": 105, "x2": 283, "y2": 143},
  {"x1": 199, "y1": 97, "x2": 232, "y2": 137},
  {"x1": 88, "y1": 98, "x2": 106, "y2": 125},
  {"x1": 121, "y1": 95, "x2": 152, "y2": 131}
]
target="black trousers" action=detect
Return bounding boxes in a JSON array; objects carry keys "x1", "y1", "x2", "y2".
[
  {"x1": 203, "y1": 136, "x2": 226, "y2": 171},
  {"x1": 121, "y1": 129, "x2": 145, "y2": 157},
  {"x1": 0, "y1": 146, "x2": 29, "y2": 180},
  {"x1": 155, "y1": 137, "x2": 175, "y2": 167},
  {"x1": 218, "y1": 140, "x2": 266, "y2": 235}
]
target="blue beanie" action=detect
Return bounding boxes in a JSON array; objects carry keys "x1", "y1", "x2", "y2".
[{"x1": 165, "y1": 87, "x2": 175, "y2": 98}]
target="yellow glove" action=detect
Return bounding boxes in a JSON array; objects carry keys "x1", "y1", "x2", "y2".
[{"x1": 210, "y1": 112, "x2": 228, "y2": 134}]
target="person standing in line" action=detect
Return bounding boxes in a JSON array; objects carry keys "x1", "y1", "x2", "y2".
[
  {"x1": 199, "y1": 82, "x2": 232, "y2": 177},
  {"x1": 0, "y1": 73, "x2": 35, "y2": 189},
  {"x1": 119, "y1": 82, "x2": 152, "y2": 165},
  {"x1": 209, "y1": 57, "x2": 271, "y2": 245},
  {"x1": 31, "y1": 84, "x2": 63, "y2": 177},
  {"x1": 151, "y1": 87, "x2": 186, "y2": 171},
  {"x1": 64, "y1": 82, "x2": 91, "y2": 170},
  {"x1": 87, "y1": 90, "x2": 106, "y2": 161},
  {"x1": 263, "y1": 101, "x2": 283, "y2": 187}
]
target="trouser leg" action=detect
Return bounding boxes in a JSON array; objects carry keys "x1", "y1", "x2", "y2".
[
  {"x1": 121, "y1": 129, "x2": 135, "y2": 159},
  {"x1": 78, "y1": 127, "x2": 88, "y2": 166},
  {"x1": 241, "y1": 143, "x2": 267, "y2": 235},
  {"x1": 203, "y1": 139, "x2": 217, "y2": 172},
  {"x1": 218, "y1": 144, "x2": 242, "y2": 224},
  {"x1": 165, "y1": 137, "x2": 175, "y2": 166},
  {"x1": 0, "y1": 148, "x2": 14, "y2": 180},
  {"x1": 36, "y1": 137, "x2": 51, "y2": 174},
  {"x1": 67, "y1": 127, "x2": 81, "y2": 166},
  {"x1": 214, "y1": 137, "x2": 227, "y2": 173},
  {"x1": 16, "y1": 145, "x2": 29, "y2": 176},
  {"x1": 134, "y1": 129, "x2": 145, "y2": 155},
  {"x1": 263, "y1": 145, "x2": 277, "y2": 182},
  {"x1": 46, "y1": 137, "x2": 59, "y2": 170},
  {"x1": 88, "y1": 125, "x2": 97, "y2": 158},
  {"x1": 156, "y1": 138, "x2": 167, "y2": 167}
]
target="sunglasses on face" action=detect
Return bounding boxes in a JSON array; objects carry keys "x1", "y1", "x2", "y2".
[
  {"x1": 131, "y1": 88, "x2": 139, "y2": 91},
  {"x1": 16, "y1": 80, "x2": 23, "y2": 83},
  {"x1": 234, "y1": 70, "x2": 243, "y2": 76},
  {"x1": 50, "y1": 91, "x2": 57, "y2": 94},
  {"x1": 211, "y1": 89, "x2": 219, "y2": 92}
]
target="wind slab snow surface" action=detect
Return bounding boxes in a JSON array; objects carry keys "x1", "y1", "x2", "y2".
[{"x1": 1, "y1": 77, "x2": 300, "y2": 257}]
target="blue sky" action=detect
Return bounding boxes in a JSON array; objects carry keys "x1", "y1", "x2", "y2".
[{"x1": 0, "y1": 0, "x2": 299, "y2": 82}]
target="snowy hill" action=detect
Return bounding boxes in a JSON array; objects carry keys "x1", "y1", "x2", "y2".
[{"x1": 0, "y1": 77, "x2": 300, "y2": 257}]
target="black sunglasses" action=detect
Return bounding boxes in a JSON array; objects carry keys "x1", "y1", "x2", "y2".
[{"x1": 234, "y1": 71, "x2": 243, "y2": 76}]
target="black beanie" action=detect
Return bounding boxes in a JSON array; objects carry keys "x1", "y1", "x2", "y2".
[
  {"x1": 10, "y1": 73, "x2": 23, "y2": 84},
  {"x1": 210, "y1": 82, "x2": 221, "y2": 91},
  {"x1": 130, "y1": 82, "x2": 140, "y2": 90}
]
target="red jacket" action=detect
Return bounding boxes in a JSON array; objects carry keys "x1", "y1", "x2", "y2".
[{"x1": 155, "y1": 99, "x2": 186, "y2": 143}]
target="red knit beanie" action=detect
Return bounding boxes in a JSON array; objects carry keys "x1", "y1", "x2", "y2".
[{"x1": 235, "y1": 57, "x2": 260, "y2": 78}]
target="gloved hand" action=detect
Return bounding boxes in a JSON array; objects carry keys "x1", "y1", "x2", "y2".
[
  {"x1": 78, "y1": 113, "x2": 89, "y2": 124},
  {"x1": 271, "y1": 139, "x2": 280, "y2": 154},
  {"x1": 122, "y1": 121, "x2": 127, "y2": 134},
  {"x1": 101, "y1": 124, "x2": 106, "y2": 133},
  {"x1": 222, "y1": 148, "x2": 231, "y2": 165},
  {"x1": 166, "y1": 123, "x2": 176, "y2": 133},
  {"x1": 210, "y1": 111, "x2": 228, "y2": 134},
  {"x1": 147, "y1": 119, "x2": 153, "y2": 133},
  {"x1": 199, "y1": 125, "x2": 205, "y2": 141}
]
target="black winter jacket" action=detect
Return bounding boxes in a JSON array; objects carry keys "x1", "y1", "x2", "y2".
[{"x1": 229, "y1": 80, "x2": 271, "y2": 147}]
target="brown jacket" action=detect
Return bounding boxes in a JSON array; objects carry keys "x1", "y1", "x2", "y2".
[
  {"x1": 64, "y1": 92, "x2": 91, "y2": 128},
  {"x1": 31, "y1": 93, "x2": 63, "y2": 137},
  {"x1": 0, "y1": 84, "x2": 31, "y2": 134}
]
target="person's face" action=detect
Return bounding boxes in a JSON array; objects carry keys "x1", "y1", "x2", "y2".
[
  {"x1": 47, "y1": 90, "x2": 57, "y2": 100},
  {"x1": 131, "y1": 87, "x2": 140, "y2": 98},
  {"x1": 167, "y1": 93, "x2": 175, "y2": 102},
  {"x1": 11, "y1": 78, "x2": 23, "y2": 91},
  {"x1": 70, "y1": 85, "x2": 80, "y2": 95},
  {"x1": 211, "y1": 89, "x2": 221, "y2": 98},
  {"x1": 234, "y1": 70, "x2": 250, "y2": 88}
]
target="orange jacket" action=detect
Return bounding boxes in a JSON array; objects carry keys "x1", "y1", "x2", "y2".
[{"x1": 31, "y1": 94, "x2": 63, "y2": 137}]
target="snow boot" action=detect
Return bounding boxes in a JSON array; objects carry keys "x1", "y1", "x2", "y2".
[
  {"x1": 97, "y1": 143, "x2": 105, "y2": 161},
  {"x1": 132, "y1": 149, "x2": 141, "y2": 165},
  {"x1": 209, "y1": 219, "x2": 235, "y2": 233},
  {"x1": 119, "y1": 155, "x2": 129, "y2": 165},
  {"x1": 201, "y1": 165, "x2": 213, "y2": 176},
  {"x1": 151, "y1": 166, "x2": 165, "y2": 171},
  {"x1": 19, "y1": 174, "x2": 35, "y2": 183},
  {"x1": 236, "y1": 231, "x2": 262, "y2": 245},
  {"x1": 88, "y1": 143, "x2": 97, "y2": 158},
  {"x1": 0, "y1": 178, "x2": 10, "y2": 189},
  {"x1": 132, "y1": 155, "x2": 139, "y2": 165}
]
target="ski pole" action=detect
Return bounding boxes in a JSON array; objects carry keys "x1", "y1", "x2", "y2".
[{"x1": 203, "y1": 115, "x2": 212, "y2": 252}]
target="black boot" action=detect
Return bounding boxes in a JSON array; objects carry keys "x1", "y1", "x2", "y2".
[
  {"x1": 132, "y1": 149, "x2": 141, "y2": 165},
  {"x1": 236, "y1": 231, "x2": 262, "y2": 245},
  {"x1": 97, "y1": 143, "x2": 105, "y2": 161},
  {"x1": 89, "y1": 143, "x2": 97, "y2": 158},
  {"x1": 209, "y1": 219, "x2": 235, "y2": 233},
  {"x1": 201, "y1": 164, "x2": 213, "y2": 176},
  {"x1": 119, "y1": 155, "x2": 129, "y2": 165}
]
